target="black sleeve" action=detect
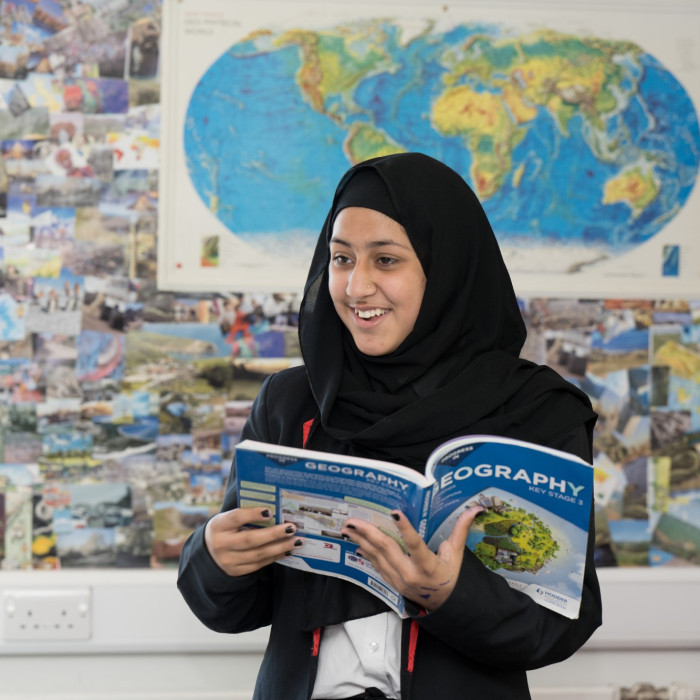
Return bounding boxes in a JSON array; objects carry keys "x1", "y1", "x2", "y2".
[{"x1": 409, "y1": 425, "x2": 603, "y2": 670}]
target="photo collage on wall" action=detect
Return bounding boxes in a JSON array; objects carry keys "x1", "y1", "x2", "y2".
[
  {"x1": 521, "y1": 298, "x2": 700, "y2": 568},
  {"x1": 0, "y1": 0, "x2": 302, "y2": 570}
]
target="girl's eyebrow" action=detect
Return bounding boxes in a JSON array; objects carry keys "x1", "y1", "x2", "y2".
[{"x1": 330, "y1": 235, "x2": 412, "y2": 250}]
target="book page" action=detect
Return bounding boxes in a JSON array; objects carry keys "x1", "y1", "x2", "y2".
[
  {"x1": 425, "y1": 436, "x2": 593, "y2": 619},
  {"x1": 234, "y1": 440, "x2": 429, "y2": 615}
]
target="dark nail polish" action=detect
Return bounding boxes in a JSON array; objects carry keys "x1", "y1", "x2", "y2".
[
  {"x1": 261, "y1": 509, "x2": 271, "y2": 518},
  {"x1": 391, "y1": 512, "x2": 400, "y2": 522},
  {"x1": 285, "y1": 525, "x2": 295, "y2": 534},
  {"x1": 346, "y1": 524, "x2": 356, "y2": 530},
  {"x1": 284, "y1": 550, "x2": 292, "y2": 556},
  {"x1": 293, "y1": 538, "x2": 303, "y2": 547}
]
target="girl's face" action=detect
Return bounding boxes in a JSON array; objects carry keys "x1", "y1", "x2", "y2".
[{"x1": 328, "y1": 206, "x2": 426, "y2": 356}]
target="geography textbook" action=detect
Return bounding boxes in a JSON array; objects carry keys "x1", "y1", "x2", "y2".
[{"x1": 234, "y1": 435, "x2": 594, "y2": 619}]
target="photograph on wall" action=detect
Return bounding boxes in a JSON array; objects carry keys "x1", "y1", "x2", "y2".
[
  {"x1": 521, "y1": 297, "x2": 654, "y2": 567},
  {"x1": 159, "y1": 0, "x2": 700, "y2": 296}
]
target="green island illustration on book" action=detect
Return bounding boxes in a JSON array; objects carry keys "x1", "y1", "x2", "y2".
[{"x1": 470, "y1": 495, "x2": 559, "y2": 573}]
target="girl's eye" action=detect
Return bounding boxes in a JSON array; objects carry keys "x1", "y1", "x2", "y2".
[
  {"x1": 377, "y1": 256, "x2": 398, "y2": 266},
  {"x1": 332, "y1": 253, "x2": 351, "y2": 265}
]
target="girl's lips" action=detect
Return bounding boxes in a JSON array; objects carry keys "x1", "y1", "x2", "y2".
[{"x1": 350, "y1": 306, "x2": 390, "y2": 329}]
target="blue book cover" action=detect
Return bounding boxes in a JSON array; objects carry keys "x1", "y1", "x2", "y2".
[{"x1": 234, "y1": 435, "x2": 593, "y2": 618}]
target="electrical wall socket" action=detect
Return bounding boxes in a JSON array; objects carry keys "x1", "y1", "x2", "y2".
[{"x1": 2, "y1": 588, "x2": 92, "y2": 641}]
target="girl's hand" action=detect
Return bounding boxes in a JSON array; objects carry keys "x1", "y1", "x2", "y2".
[
  {"x1": 204, "y1": 506, "x2": 302, "y2": 577},
  {"x1": 341, "y1": 507, "x2": 483, "y2": 611}
]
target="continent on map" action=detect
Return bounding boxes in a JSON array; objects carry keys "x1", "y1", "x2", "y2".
[
  {"x1": 602, "y1": 167, "x2": 660, "y2": 219},
  {"x1": 273, "y1": 26, "x2": 405, "y2": 163},
  {"x1": 431, "y1": 85, "x2": 524, "y2": 198},
  {"x1": 431, "y1": 31, "x2": 646, "y2": 198}
]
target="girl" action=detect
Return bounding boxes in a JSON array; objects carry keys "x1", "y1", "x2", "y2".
[{"x1": 178, "y1": 153, "x2": 602, "y2": 700}]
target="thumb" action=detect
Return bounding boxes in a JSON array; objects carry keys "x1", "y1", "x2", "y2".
[{"x1": 445, "y1": 505, "x2": 484, "y2": 552}]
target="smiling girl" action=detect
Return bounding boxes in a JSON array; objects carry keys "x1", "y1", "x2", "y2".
[{"x1": 178, "y1": 153, "x2": 602, "y2": 700}]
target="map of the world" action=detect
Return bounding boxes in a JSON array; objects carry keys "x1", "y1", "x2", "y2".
[{"x1": 180, "y1": 16, "x2": 700, "y2": 281}]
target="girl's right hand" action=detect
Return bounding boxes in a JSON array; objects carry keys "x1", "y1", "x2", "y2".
[{"x1": 204, "y1": 507, "x2": 302, "y2": 577}]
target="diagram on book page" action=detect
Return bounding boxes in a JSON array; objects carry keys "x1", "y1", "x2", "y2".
[
  {"x1": 281, "y1": 489, "x2": 401, "y2": 546},
  {"x1": 428, "y1": 487, "x2": 587, "y2": 600}
]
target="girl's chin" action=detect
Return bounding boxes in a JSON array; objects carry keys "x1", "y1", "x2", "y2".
[{"x1": 350, "y1": 334, "x2": 400, "y2": 357}]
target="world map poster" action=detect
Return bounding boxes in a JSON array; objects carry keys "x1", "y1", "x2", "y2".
[{"x1": 158, "y1": 0, "x2": 700, "y2": 297}]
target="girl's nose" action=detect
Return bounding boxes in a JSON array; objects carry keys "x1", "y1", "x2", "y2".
[{"x1": 346, "y1": 266, "x2": 375, "y2": 298}]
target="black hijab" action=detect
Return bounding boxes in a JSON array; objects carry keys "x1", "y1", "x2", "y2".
[{"x1": 299, "y1": 153, "x2": 596, "y2": 469}]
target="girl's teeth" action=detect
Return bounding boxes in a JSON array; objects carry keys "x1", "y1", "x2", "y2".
[{"x1": 355, "y1": 308, "x2": 387, "y2": 319}]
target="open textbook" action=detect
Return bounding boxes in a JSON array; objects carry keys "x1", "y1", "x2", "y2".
[{"x1": 234, "y1": 435, "x2": 593, "y2": 619}]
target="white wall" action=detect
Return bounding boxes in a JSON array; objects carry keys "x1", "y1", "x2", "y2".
[{"x1": 1, "y1": 567, "x2": 699, "y2": 699}]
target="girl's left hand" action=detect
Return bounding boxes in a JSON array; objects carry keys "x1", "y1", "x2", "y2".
[{"x1": 340, "y1": 507, "x2": 483, "y2": 611}]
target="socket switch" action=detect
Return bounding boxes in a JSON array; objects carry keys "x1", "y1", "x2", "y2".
[{"x1": 3, "y1": 588, "x2": 92, "y2": 641}]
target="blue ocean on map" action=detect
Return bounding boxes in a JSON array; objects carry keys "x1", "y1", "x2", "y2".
[{"x1": 184, "y1": 20, "x2": 700, "y2": 267}]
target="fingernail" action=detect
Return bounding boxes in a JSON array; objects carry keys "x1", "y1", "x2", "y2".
[
  {"x1": 346, "y1": 524, "x2": 356, "y2": 530},
  {"x1": 285, "y1": 525, "x2": 295, "y2": 534},
  {"x1": 284, "y1": 550, "x2": 292, "y2": 556},
  {"x1": 261, "y1": 509, "x2": 271, "y2": 518},
  {"x1": 391, "y1": 512, "x2": 400, "y2": 522},
  {"x1": 293, "y1": 538, "x2": 303, "y2": 547}
]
